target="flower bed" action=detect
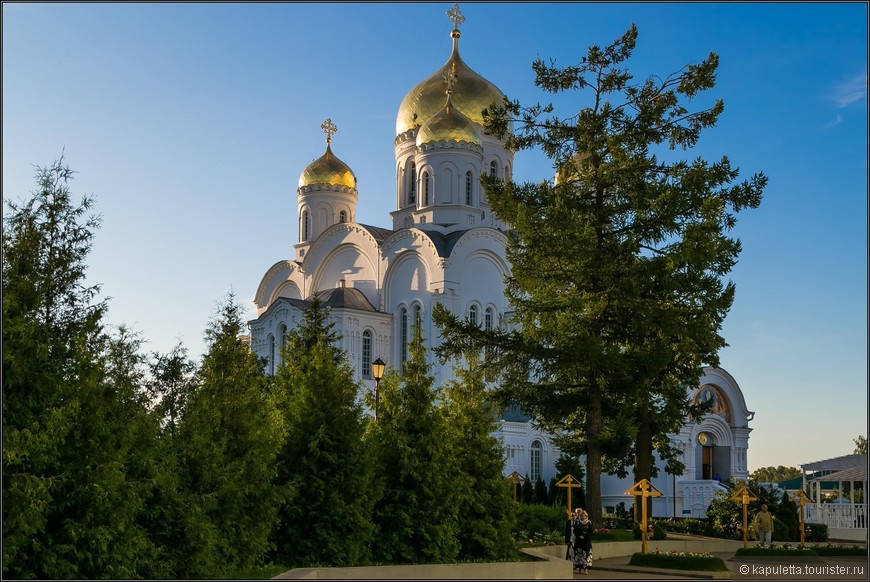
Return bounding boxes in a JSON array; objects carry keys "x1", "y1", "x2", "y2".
[
  {"x1": 735, "y1": 544, "x2": 818, "y2": 557},
  {"x1": 808, "y1": 542, "x2": 868, "y2": 556},
  {"x1": 628, "y1": 549, "x2": 729, "y2": 571}
]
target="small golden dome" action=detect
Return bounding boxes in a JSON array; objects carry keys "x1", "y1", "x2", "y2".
[
  {"x1": 416, "y1": 93, "x2": 483, "y2": 147},
  {"x1": 298, "y1": 144, "x2": 357, "y2": 189},
  {"x1": 554, "y1": 152, "x2": 590, "y2": 186},
  {"x1": 298, "y1": 119, "x2": 356, "y2": 190},
  {"x1": 396, "y1": 29, "x2": 507, "y2": 136}
]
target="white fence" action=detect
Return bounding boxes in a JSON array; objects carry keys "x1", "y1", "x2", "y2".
[{"x1": 805, "y1": 503, "x2": 868, "y2": 530}]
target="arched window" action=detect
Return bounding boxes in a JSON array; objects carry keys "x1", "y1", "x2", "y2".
[
  {"x1": 531, "y1": 440, "x2": 543, "y2": 483},
  {"x1": 362, "y1": 330, "x2": 373, "y2": 378},
  {"x1": 423, "y1": 171, "x2": 430, "y2": 205},
  {"x1": 490, "y1": 160, "x2": 497, "y2": 177},
  {"x1": 409, "y1": 163, "x2": 417, "y2": 204},
  {"x1": 301, "y1": 210, "x2": 310, "y2": 241},
  {"x1": 275, "y1": 323, "x2": 287, "y2": 370},
  {"x1": 484, "y1": 307, "x2": 494, "y2": 331},
  {"x1": 339, "y1": 210, "x2": 347, "y2": 223},
  {"x1": 413, "y1": 304, "x2": 422, "y2": 329},
  {"x1": 465, "y1": 171, "x2": 473, "y2": 205},
  {"x1": 469, "y1": 304, "x2": 478, "y2": 326},
  {"x1": 400, "y1": 307, "x2": 409, "y2": 363},
  {"x1": 268, "y1": 334, "x2": 276, "y2": 375}
]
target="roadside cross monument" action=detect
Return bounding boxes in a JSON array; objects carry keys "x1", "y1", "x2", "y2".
[
  {"x1": 791, "y1": 489, "x2": 812, "y2": 547},
  {"x1": 624, "y1": 479, "x2": 663, "y2": 554},
  {"x1": 556, "y1": 474, "x2": 583, "y2": 517},
  {"x1": 730, "y1": 485, "x2": 758, "y2": 549}
]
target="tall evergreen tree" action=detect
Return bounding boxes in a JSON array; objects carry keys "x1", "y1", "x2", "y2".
[
  {"x1": 442, "y1": 353, "x2": 517, "y2": 560},
  {"x1": 174, "y1": 295, "x2": 284, "y2": 576},
  {"x1": 369, "y1": 324, "x2": 460, "y2": 564},
  {"x1": 436, "y1": 24, "x2": 765, "y2": 524},
  {"x1": 3, "y1": 158, "x2": 161, "y2": 578},
  {"x1": 271, "y1": 298, "x2": 376, "y2": 566}
]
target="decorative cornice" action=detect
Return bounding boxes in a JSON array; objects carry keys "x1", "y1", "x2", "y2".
[
  {"x1": 298, "y1": 184, "x2": 358, "y2": 196},
  {"x1": 394, "y1": 128, "x2": 418, "y2": 146},
  {"x1": 417, "y1": 140, "x2": 483, "y2": 153}
]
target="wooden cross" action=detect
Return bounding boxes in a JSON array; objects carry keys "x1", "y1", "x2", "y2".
[
  {"x1": 556, "y1": 474, "x2": 583, "y2": 517},
  {"x1": 507, "y1": 471, "x2": 526, "y2": 502},
  {"x1": 791, "y1": 489, "x2": 812, "y2": 547},
  {"x1": 624, "y1": 479, "x2": 663, "y2": 554},
  {"x1": 729, "y1": 485, "x2": 758, "y2": 549},
  {"x1": 446, "y1": 3, "x2": 465, "y2": 31},
  {"x1": 320, "y1": 118, "x2": 337, "y2": 143}
]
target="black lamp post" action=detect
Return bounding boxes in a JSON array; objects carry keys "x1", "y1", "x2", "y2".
[{"x1": 371, "y1": 357, "x2": 385, "y2": 421}]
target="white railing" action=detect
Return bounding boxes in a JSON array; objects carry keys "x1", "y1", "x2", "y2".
[
  {"x1": 805, "y1": 503, "x2": 868, "y2": 530},
  {"x1": 680, "y1": 480, "x2": 730, "y2": 518}
]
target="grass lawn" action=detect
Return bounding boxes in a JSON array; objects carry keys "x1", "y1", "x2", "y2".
[{"x1": 629, "y1": 550, "x2": 729, "y2": 571}]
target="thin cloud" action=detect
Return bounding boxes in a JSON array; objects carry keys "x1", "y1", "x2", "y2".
[
  {"x1": 831, "y1": 74, "x2": 867, "y2": 108},
  {"x1": 821, "y1": 114, "x2": 843, "y2": 130}
]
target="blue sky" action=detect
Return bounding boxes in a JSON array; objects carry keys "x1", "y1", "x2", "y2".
[{"x1": 3, "y1": 2, "x2": 867, "y2": 472}]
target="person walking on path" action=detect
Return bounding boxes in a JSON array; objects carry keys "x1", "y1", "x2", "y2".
[
  {"x1": 564, "y1": 508, "x2": 578, "y2": 560},
  {"x1": 572, "y1": 509, "x2": 593, "y2": 575},
  {"x1": 753, "y1": 503, "x2": 774, "y2": 546}
]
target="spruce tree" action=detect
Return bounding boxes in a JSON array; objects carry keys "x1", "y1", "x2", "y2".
[
  {"x1": 369, "y1": 324, "x2": 459, "y2": 564},
  {"x1": 442, "y1": 353, "x2": 517, "y2": 560},
  {"x1": 436, "y1": 24, "x2": 765, "y2": 524},
  {"x1": 175, "y1": 295, "x2": 284, "y2": 576},
  {"x1": 3, "y1": 158, "x2": 161, "y2": 578},
  {"x1": 271, "y1": 298, "x2": 376, "y2": 566}
]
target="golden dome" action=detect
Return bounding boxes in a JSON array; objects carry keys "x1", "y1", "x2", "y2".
[
  {"x1": 396, "y1": 28, "x2": 507, "y2": 136},
  {"x1": 416, "y1": 93, "x2": 483, "y2": 147},
  {"x1": 299, "y1": 118, "x2": 357, "y2": 190},
  {"x1": 298, "y1": 143, "x2": 356, "y2": 190}
]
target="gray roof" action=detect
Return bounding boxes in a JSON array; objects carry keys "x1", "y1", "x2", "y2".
[
  {"x1": 801, "y1": 454, "x2": 867, "y2": 472},
  {"x1": 811, "y1": 465, "x2": 868, "y2": 483},
  {"x1": 501, "y1": 403, "x2": 531, "y2": 423},
  {"x1": 358, "y1": 223, "x2": 395, "y2": 244},
  {"x1": 313, "y1": 286, "x2": 378, "y2": 312}
]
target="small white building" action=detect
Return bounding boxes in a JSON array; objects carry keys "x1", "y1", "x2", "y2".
[
  {"x1": 248, "y1": 4, "x2": 753, "y2": 515},
  {"x1": 802, "y1": 454, "x2": 868, "y2": 541}
]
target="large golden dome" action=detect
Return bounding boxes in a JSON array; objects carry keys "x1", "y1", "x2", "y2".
[
  {"x1": 396, "y1": 28, "x2": 507, "y2": 136},
  {"x1": 416, "y1": 93, "x2": 483, "y2": 147},
  {"x1": 298, "y1": 143, "x2": 356, "y2": 189}
]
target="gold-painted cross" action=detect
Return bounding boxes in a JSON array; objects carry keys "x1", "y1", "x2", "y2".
[
  {"x1": 791, "y1": 489, "x2": 812, "y2": 547},
  {"x1": 730, "y1": 485, "x2": 758, "y2": 549},
  {"x1": 506, "y1": 471, "x2": 526, "y2": 502},
  {"x1": 556, "y1": 474, "x2": 583, "y2": 517},
  {"x1": 624, "y1": 479, "x2": 663, "y2": 554},
  {"x1": 320, "y1": 118, "x2": 337, "y2": 143},
  {"x1": 446, "y1": 4, "x2": 465, "y2": 31}
]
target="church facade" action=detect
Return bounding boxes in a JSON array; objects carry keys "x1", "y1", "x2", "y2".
[{"x1": 249, "y1": 4, "x2": 753, "y2": 517}]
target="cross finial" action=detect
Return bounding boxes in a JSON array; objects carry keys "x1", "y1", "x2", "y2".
[
  {"x1": 442, "y1": 71, "x2": 457, "y2": 94},
  {"x1": 321, "y1": 118, "x2": 337, "y2": 143},
  {"x1": 447, "y1": 3, "x2": 464, "y2": 31}
]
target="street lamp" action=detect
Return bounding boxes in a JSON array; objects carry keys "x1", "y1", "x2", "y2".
[{"x1": 371, "y1": 357, "x2": 385, "y2": 421}]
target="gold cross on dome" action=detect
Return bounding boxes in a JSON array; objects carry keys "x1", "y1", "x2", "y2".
[
  {"x1": 321, "y1": 118, "x2": 337, "y2": 143},
  {"x1": 442, "y1": 71, "x2": 457, "y2": 93},
  {"x1": 447, "y1": 4, "x2": 465, "y2": 31}
]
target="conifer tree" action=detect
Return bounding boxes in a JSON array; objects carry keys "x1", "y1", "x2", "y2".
[
  {"x1": 436, "y1": 24, "x2": 765, "y2": 524},
  {"x1": 369, "y1": 324, "x2": 460, "y2": 564},
  {"x1": 3, "y1": 158, "x2": 162, "y2": 578},
  {"x1": 271, "y1": 298, "x2": 376, "y2": 566},
  {"x1": 442, "y1": 353, "x2": 517, "y2": 560},
  {"x1": 174, "y1": 295, "x2": 284, "y2": 576}
]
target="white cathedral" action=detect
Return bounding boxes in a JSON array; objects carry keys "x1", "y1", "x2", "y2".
[{"x1": 249, "y1": 4, "x2": 754, "y2": 518}]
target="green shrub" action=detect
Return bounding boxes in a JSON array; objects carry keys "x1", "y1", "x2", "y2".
[
  {"x1": 652, "y1": 517, "x2": 715, "y2": 536},
  {"x1": 804, "y1": 523, "x2": 828, "y2": 542},
  {"x1": 632, "y1": 521, "x2": 667, "y2": 540},
  {"x1": 513, "y1": 503, "x2": 566, "y2": 544}
]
